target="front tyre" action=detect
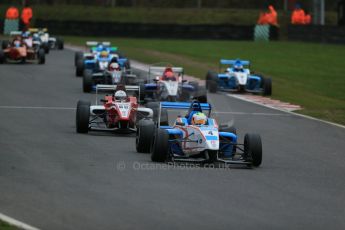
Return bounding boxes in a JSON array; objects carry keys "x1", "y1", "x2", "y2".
[
  {"x1": 57, "y1": 38, "x2": 64, "y2": 50},
  {"x1": 83, "y1": 70, "x2": 93, "y2": 93},
  {"x1": 244, "y1": 133, "x2": 262, "y2": 167},
  {"x1": 0, "y1": 50, "x2": 6, "y2": 64},
  {"x1": 206, "y1": 71, "x2": 218, "y2": 93},
  {"x1": 76, "y1": 100, "x2": 90, "y2": 133},
  {"x1": 263, "y1": 77, "x2": 272, "y2": 96},
  {"x1": 76, "y1": 59, "x2": 84, "y2": 77},
  {"x1": 75, "y1": 51, "x2": 83, "y2": 66},
  {"x1": 151, "y1": 129, "x2": 169, "y2": 162},
  {"x1": 38, "y1": 48, "x2": 45, "y2": 64},
  {"x1": 136, "y1": 119, "x2": 155, "y2": 153}
]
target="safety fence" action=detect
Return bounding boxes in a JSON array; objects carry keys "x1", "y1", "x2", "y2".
[
  {"x1": 33, "y1": 19, "x2": 281, "y2": 41},
  {"x1": 288, "y1": 24, "x2": 345, "y2": 44}
]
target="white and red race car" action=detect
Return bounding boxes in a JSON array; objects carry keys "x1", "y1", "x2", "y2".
[{"x1": 76, "y1": 84, "x2": 153, "y2": 133}]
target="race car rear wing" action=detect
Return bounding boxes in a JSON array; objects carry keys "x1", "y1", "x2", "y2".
[
  {"x1": 149, "y1": 66, "x2": 184, "y2": 75},
  {"x1": 86, "y1": 41, "x2": 111, "y2": 47},
  {"x1": 220, "y1": 59, "x2": 250, "y2": 66},
  {"x1": 10, "y1": 31, "x2": 22, "y2": 36},
  {"x1": 219, "y1": 59, "x2": 251, "y2": 72},
  {"x1": 148, "y1": 66, "x2": 184, "y2": 81},
  {"x1": 28, "y1": 28, "x2": 47, "y2": 33},
  {"x1": 95, "y1": 84, "x2": 140, "y2": 105},
  {"x1": 158, "y1": 102, "x2": 212, "y2": 128},
  {"x1": 160, "y1": 102, "x2": 211, "y2": 111}
]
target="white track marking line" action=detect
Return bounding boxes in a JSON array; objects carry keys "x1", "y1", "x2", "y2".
[
  {"x1": 0, "y1": 212, "x2": 40, "y2": 230},
  {"x1": 0, "y1": 106, "x2": 75, "y2": 110},
  {"x1": 226, "y1": 94, "x2": 345, "y2": 129}
]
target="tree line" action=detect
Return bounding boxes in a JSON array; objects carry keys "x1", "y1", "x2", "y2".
[{"x1": 2, "y1": 0, "x2": 340, "y2": 10}]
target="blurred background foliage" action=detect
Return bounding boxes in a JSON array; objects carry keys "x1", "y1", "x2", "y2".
[{"x1": 0, "y1": 0, "x2": 340, "y2": 11}]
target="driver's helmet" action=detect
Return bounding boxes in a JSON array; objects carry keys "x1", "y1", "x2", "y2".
[
  {"x1": 100, "y1": 51, "x2": 108, "y2": 58},
  {"x1": 114, "y1": 90, "x2": 127, "y2": 101},
  {"x1": 163, "y1": 71, "x2": 175, "y2": 80},
  {"x1": 22, "y1": 31, "x2": 30, "y2": 38},
  {"x1": 109, "y1": 62, "x2": 120, "y2": 71},
  {"x1": 234, "y1": 60, "x2": 243, "y2": 72},
  {"x1": 33, "y1": 34, "x2": 39, "y2": 40},
  {"x1": 97, "y1": 44, "x2": 104, "y2": 51},
  {"x1": 191, "y1": 112, "x2": 207, "y2": 125},
  {"x1": 13, "y1": 37, "x2": 22, "y2": 47}
]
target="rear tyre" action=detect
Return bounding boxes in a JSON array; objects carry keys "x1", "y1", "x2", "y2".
[
  {"x1": 76, "y1": 100, "x2": 90, "y2": 133},
  {"x1": 244, "y1": 133, "x2": 262, "y2": 167},
  {"x1": 38, "y1": 48, "x2": 45, "y2": 64},
  {"x1": 206, "y1": 71, "x2": 218, "y2": 93},
  {"x1": 194, "y1": 86, "x2": 207, "y2": 103},
  {"x1": 125, "y1": 59, "x2": 131, "y2": 70},
  {"x1": 0, "y1": 50, "x2": 5, "y2": 64},
  {"x1": 83, "y1": 70, "x2": 93, "y2": 93},
  {"x1": 208, "y1": 81, "x2": 218, "y2": 93},
  {"x1": 43, "y1": 43, "x2": 49, "y2": 54},
  {"x1": 138, "y1": 83, "x2": 146, "y2": 102},
  {"x1": 75, "y1": 51, "x2": 83, "y2": 66},
  {"x1": 57, "y1": 38, "x2": 64, "y2": 50},
  {"x1": 263, "y1": 77, "x2": 272, "y2": 96},
  {"x1": 146, "y1": 102, "x2": 159, "y2": 121},
  {"x1": 2, "y1": 40, "x2": 9, "y2": 50},
  {"x1": 151, "y1": 129, "x2": 169, "y2": 162},
  {"x1": 76, "y1": 59, "x2": 84, "y2": 77},
  {"x1": 146, "y1": 102, "x2": 169, "y2": 126},
  {"x1": 136, "y1": 119, "x2": 155, "y2": 153}
]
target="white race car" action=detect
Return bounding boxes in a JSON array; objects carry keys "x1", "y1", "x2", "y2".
[{"x1": 140, "y1": 65, "x2": 207, "y2": 103}]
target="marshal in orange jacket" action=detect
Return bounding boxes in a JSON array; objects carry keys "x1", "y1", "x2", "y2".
[
  {"x1": 5, "y1": 6, "x2": 19, "y2": 20},
  {"x1": 257, "y1": 5, "x2": 278, "y2": 26},
  {"x1": 21, "y1": 7, "x2": 33, "y2": 25}
]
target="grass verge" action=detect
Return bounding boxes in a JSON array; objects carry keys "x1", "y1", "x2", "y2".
[
  {"x1": 0, "y1": 220, "x2": 19, "y2": 230},
  {"x1": 65, "y1": 36, "x2": 345, "y2": 125}
]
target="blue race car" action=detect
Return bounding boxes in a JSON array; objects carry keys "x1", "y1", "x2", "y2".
[
  {"x1": 136, "y1": 101, "x2": 262, "y2": 167},
  {"x1": 206, "y1": 59, "x2": 272, "y2": 95},
  {"x1": 75, "y1": 41, "x2": 130, "y2": 76}
]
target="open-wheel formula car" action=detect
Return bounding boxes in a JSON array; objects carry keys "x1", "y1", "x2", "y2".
[
  {"x1": 28, "y1": 28, "x2": 64, "y2": 53},
  {"x1": 136, "y1": 101, "x2": 262, "y2": 167},
  {"x1": 83, "y1": 60, "x2": 137, "y2": 93},
  {"x1": 0, "y1": 31, "x2": 45, "y2": 64},
  {"x1": 206, "y1": 59, "x2": 272, "y2": 96},
  {"x1": 76, "y1": 84, "x2": 153, "y2": 134},
  {"x1": 75, "y1": 41, "x2": 130, "y2": 76},
  {"x1": 139, "y1": 65, "x2": 207, "y2": 103}
]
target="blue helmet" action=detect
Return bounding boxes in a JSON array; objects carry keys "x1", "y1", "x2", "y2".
[
  {"x1": 22, "y1": 31, "x2": 30, "y2": 38},
  {"x1": 234, "y1": 60, "x2": 243, "y2": 70}
]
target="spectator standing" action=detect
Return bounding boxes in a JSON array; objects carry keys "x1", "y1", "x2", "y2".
[
  {"x1": 5, "y1": 6, "x2": 19, "y2": 20},
  {"x1": 4, "y1": 6, "x2": 20, "y2": 34},
  {"x1": 257, "y1": 5, "x2": 278, "y2": 26},
  {"x1": 291, "y1": 3, "x2": 306, "y2": 24},
  {"x1": 304, "y1": 10, "x2": 312, "y2": 25},
  {"x1": 21, "y1": 3, "x2": 33, "y2": 31}
]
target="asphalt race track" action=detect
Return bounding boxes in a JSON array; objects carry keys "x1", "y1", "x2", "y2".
[{"x1": 0, "y1": 49, "x2": 345, "y2": 230}]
